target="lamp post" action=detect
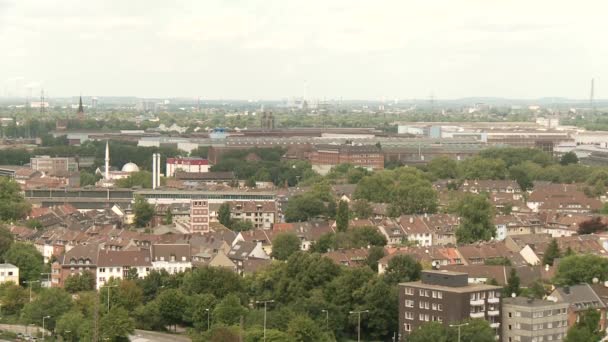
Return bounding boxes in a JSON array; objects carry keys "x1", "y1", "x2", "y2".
[
  {"x1": 449, "y1": 323, "x2": 469, "y2": 342},
  {"x1": 65, "y1": 330, "x2": 72, "y2": 342},
  {"x1": 42, "y1": 315, "x2": 51, "y2": 342},
  {"x1": 24, "y1": 280, "x2": 40, "y2": 302},
  {"x1": 255, "y1": 300, "x2": 274, "y2": 342},
  {"x1": 321, "y1": 309, "x2": 329, "y2": 330},
  {"x1": 205, "y1": 308, "x2": 211, "y2": 331},
  {"x1": 101, "y1": 284, "x2": 118, "y2": 313},
  {"x1": 349, "y1": 310, "x2": 369, "y2": 342}
]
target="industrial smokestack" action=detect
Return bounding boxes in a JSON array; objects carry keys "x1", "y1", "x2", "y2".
[{"x1": 152, "y1": 153, "x2": 158, "y2": 189}]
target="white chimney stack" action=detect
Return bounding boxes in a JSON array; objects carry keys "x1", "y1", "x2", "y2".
[{"x1": 104, "y1": 141, "x2": 110, "y2": 181}]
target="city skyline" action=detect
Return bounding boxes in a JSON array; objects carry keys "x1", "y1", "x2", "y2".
[{"x1": 1, "y1": 0, "x2": 606, "y2": 99}]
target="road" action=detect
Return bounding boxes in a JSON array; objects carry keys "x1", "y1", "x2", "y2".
[
  {"x1": 130, "y1": 329, "x2": 191, "y2": 342},
  {"x1": 0, "y1": 323, "x2": 49, "y2": 336}
]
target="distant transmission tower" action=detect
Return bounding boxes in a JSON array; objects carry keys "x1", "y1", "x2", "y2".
[
  {"x1": 590, "y1": 78, "x2": 595, "y2": 113},
  {"x1": 40, "y1": 89, "x2": 45, "y2": 115}
]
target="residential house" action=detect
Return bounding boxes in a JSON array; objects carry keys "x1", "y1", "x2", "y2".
[
  {"x1": 151, "y1": 244, "x2": 192, "y2": 274},
  {"x1": 549, "y1": 284, "x2": 607, "y2": 330},
  {"x1": 96, "y1": 249, "x2": 152, "y2": 289},
  {"x1": 324, "y1": 248, "x2": 369, "y2": 267},
  {"x1": 0, "y1": 264, "x2": 19, "y2": 284}
]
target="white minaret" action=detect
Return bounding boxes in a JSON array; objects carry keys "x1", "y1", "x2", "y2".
[{"x1": 104, "y1": 141, "x2": 110, "y2": 181}]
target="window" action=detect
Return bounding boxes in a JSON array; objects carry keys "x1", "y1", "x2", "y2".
[
  {"x1": 405, "y1": 323, "x2": 411, "y2": 332},
  {"x1": 419, "y1": 289, "x2": 425, "y2": 296},
  {"x1": 419, "y1": 314, "x2": 424, "y2": 321},
  {"x1": 99, "y1": 268, "x2": 105, "y2": 273},
  {"x1": 432, "y1": 303, "x2": 437, "y2": 310},
  {"x1": 405, "y1": 300, "x2": 414, "y2": 308},
  {"x1": 437, "y1": 291, "x2": 442, "y2": 299},
  {"x1": 419, "y1": 301, "x2": 425, "y2": 309},
  {"x1": 438, "y1": 304, "x2": 443, "y2": 311},
  {"x1": 533, "y1": 311, "x2": 544, "y2": 318},
  {"x1": 405, "y1": 287, "x2": 414, "y2": 295},
  {"x1": 508, "y1": 312, "x2": 512, "y2": 318},
  {"x1": 405, "y1": 312, "x2": 413, "y2": 320}
]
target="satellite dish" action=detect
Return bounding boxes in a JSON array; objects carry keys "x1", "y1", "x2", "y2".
[{"x1": 511, "y1": 293, "x2": 517, "y2": 298}]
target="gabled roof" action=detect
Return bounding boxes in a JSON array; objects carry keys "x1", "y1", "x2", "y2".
[
  {"x1": 228, "y1": 241, "x2": 257, "y2": 260},
  {"x1": 553, "y1": 284, "x2": 606, "y2": 311},
  {"x1": 97, "y1": 249, "x2": 152, "y2": 267},
  {"x1": 151, "y1": 243, "x2": 191, "y2": 262}
]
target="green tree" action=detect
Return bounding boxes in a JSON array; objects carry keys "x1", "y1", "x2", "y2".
[
  {"x1": 427, "y1": 156, "x2": 458, "y2": 179},
  {"x1": 163, "y1": 207, "x2": 173, "y2": 225},
  {"x1": 133, "y1": 195, "x2": 154, "y2": 228},
  {"x1": 509, "y1": 163, "x2": 534, "y2": 191},
  {"x1": 458, "y1": 157, "x2": 507, "y2": 180},
  {"x1": 554, "y1": 254, "x2": 608, "y2": 285},
  {"x1": 351, "y1": 199, "x2": 373, "y2": 219},
  {"x1": 366, "y1": 246, "x2": 386, "y2": 272},
  {"x1": 21, "y1": 288, "x2": 73, "y2": 331},
  {"x1": 271, "y1": 232, "x2": 301, "y2": 261},
  {"x1": 0, "y1": 177, "x2": 31, "y2": 221},
  {"x1": 0, "y1": 281, "x2": 28, "y2": 314},
  {"x1": 560, "y1": 151, "x2": 579, "y2": 165},
  {"x1": 100, "y1": 306, "x2": 135, "y2": 341},
  {"x1": 450, "y1": 319, "x2": 496, "y2": 342},
  {"x1": 284, "y1": 193, "x2": 326, "y2": 222},
  {"x1": 384, "y1": 255, "x2": 422, "y2": 285},
  {"x1": 156, "y1": 288, "x2": 188, "y2": 331},
  {"x1": 213, "y1": 294, "x2": 247, "y2": 326},
  {"x1": 56, "y1": 310, "x2": 87, "y2": 342},
  {"x1": 454, "y1": 194, "x2": 495, "y2": 244},
  {"x1": 218, "y1": 203, "x2": 231, "y2": 227},
  {"x1": 188, "y1": 294, "x2": 217, "y2": 331},
  {"x1": 335, "y1": 200, "x2": 349, "y2": 232},
  {"x1": 348, "y1": 226, "x2": 387, "y2": 248},
  {"x1": 4, "y1": 242, "x2": 43, "y2": 283},
  {"x1": 542, "y1": 239, "x2": 561, "y2": 266},
  {"x1": 0, "y1": 225, "x2": 14, "y2": 257},
  {"x1": 229, "y1": 219, "x2": 254, "y2": 232},
  {"x1": 564, "y1": 309, "x2": 604, "y2": 342},
  {"x1": 116, "y1": 170, "x2": 154, "y2": 188},
  {"x1": 503, "y1": 268, "x2": 521, "y2": 297},
  {"x1": 287, "y1": 315, "x2": 324, "y2": 342},
  {"x1": 408, "y1": 322, "x2": 449, "y2": 342},
  {"x1": 64, "y1": 271, "x2": 95, "y2": 293},
  {"x1": 79, "y1": 170, "x2": 99, "y2": 187}
]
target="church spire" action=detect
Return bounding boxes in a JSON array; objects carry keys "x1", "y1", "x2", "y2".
[{"x1": 77, "y1": 95, "x2": 84, "y2": 119}]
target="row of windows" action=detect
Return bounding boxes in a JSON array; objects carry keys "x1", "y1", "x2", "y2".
[
  {"x1": 508, "y1": 333, "x2": 564, "y2": 342},
  {"x1": 507, "y1": 321, "x2": 567, "y2": 330},
  {"x1": 404, "y1": 288, "x2": 443, "y2": 299},
  {"x1": 507, "y1": 308, "x2": 567, "y2": 318}
]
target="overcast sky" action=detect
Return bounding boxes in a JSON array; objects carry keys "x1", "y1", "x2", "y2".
[{"x1": 0, "y1": 0, "x2": 605, "y2": 100}]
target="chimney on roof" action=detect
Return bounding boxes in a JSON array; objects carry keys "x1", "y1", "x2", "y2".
[{"x1": 409, "y1": 216, "x2": 414, "y2": 224}]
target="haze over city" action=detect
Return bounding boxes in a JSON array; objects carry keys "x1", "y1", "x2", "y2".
[{"x1": 1, "y1": 0, "x2": 607, "y2": 99}]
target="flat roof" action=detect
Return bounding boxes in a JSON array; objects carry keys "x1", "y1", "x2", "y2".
[
  {"x1": 502, "y1": 297, "x2": 568, "y2": 307},
  {"x1": 400, "y1": 280, "x2": 502, "y2": 293}
]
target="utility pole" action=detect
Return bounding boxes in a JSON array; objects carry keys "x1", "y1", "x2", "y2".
[
  {"x1": 205, "y1": 308, "x2": 210, "y2": 331},
  {"x1": 449, "y1": 323, "x2": 469, "y2": 342},
  {"x1": 349, "y1": 310, "x2": 369, "y2": 342},
  {"x1": 101, "y1": 284, "x2": 118, "y2": 313},
  {"x1": 255, "y1": 300, "x2": 274, "y2": 342},
  {"x1": 24, "y1": 280, "x2": 40, "y2": 302},
  {"x1": 42, "y1": 315, "x2": 51, "y2": 341}
]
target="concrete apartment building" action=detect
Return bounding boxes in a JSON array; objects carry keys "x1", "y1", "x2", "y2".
[
  {"x1": 399, "y1": 270, "x2": 502, "y2": 341},
  {"x1": 30, "y1": 156, "x2": 78, "y2": 176},
  {"x1": 502, "y1": 297, "x2": 569, "y2": 342},
  {"x1": 166, "y1": 157, "x2": 209, "y2": 177}
]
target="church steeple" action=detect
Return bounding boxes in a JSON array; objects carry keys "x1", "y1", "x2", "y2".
[{"x1": 77, "y1": 95, "x2": 84, "y2": 119}]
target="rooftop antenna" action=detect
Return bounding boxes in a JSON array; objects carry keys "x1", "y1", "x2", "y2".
[{"x1": 590, "y1": 78, "x2": 595, "y2": 113}]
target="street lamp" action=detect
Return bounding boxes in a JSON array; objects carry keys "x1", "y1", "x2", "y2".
[
  {"x1": 42, "y1": 315, "x2": 51, "y2": 342},
  {"x1": 255, "y1": 300, "x2": 274, "y2": 342},
  {"x1": 349, "y1": 310, "x2": 369, "y2": 342},
  {"x1": 65, "y1": 330, "x2": 72, "y2": 342},
  {"x1": 205, "y1": 308, "x2": 211, "y2": 331},
  {"x1": 24, "y1": 280, "x2": 40, "y2": 302},
  {"x1": 321, "y1": 309, "x2": 329, "y2": 330},
  {"x1": 449, "y1": 323, "x2": 469, "y2": 342},
  {"x1": 101, "y1": 284, "x2": 118, "y2": 313}
]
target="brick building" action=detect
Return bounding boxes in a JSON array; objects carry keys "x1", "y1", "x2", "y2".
[
  {"x1": 399, "y1": 270, "x2": 502, "y2": 341},
  {"x1": 310, "y1": 144, "x2": 384, "y2": 174},
  {"x1": 190, "y1": 199, "x2": 210, "y2": 232}
]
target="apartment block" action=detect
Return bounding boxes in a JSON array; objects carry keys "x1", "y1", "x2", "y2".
[
  {"x1": 30, "y1": 156, "x2": 78, "y2": 176},
  {"x1": 399, "y1": 270, "x2": 502, "y2": 341},
  {"x1": 502, "y1": 297, "x2": 569, "y2": 342}
]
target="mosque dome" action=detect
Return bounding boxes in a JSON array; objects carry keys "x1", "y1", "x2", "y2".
[{"x1": 121, "y1": 162, "x2": 140, "y2": 173}]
